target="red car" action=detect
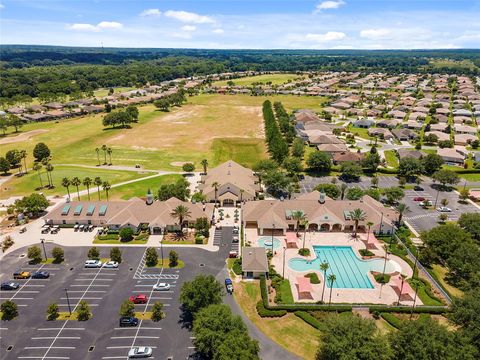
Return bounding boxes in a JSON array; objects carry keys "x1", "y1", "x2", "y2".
[
  {"x1": 129, "y1": 294, "x2": 148, "y2": 304},
  {"x1": 413, "y1": 197, "x2": 425, "y2": 201}
]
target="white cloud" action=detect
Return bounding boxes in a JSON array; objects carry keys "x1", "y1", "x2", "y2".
[
  {"x1": 140, "y1": 9, "x2": 161, "y2": 17},
  {"x1": 0, "y1": 4, "x2": 4, "y2": 9},
  {"x1": 97, "y1": 21, "x2": 123, "y2": 30},
  {"x1": 67, "y1": 21, "x2": 123, "y2": 32},
  {"x1": 360, "y1": 28, "x2": 391, "y2": 40},
  {"x1": 212, "y1": 28, "x2": 224, "y2": 34},
  {"x1": 306, "y1": 31, "x2": 346, "y2": 41},
  {"x1": 314, "y1": 1, "x2": 345, "y2": 13},
  {"x1": 181, "y1": 25, "x2": 196, "y2": 32},
  {"x1": 164, "y1": 10, "x2": 215, "y2": 24}
]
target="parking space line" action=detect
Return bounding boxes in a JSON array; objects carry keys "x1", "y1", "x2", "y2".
[
  {"x1": 32, "y1": 337, "x2": 81, "y2": 340},
  {"x1": 60, "y1": 297, "x2": 102, "y2": 300},
  {"x1": 65, "y1": 290, "x2": 107, "y2": 293},
  {"x1": 26, "y1": 347, "x2": 76, "y2": 350},
  {"x1": 37, "y1": 328, "x2": 85, "y2": 331},
  {"x1": 113, "y1": 327, "x2": 161, "y2": 331},
  {"x1": 0, "y1": 297, "x2": 34, "y2": 300},
  {"x1": 19, "y1": 357, "x2": 70, "y2": 359},
  {"x1": 110, "y1": 336, "x2": 160, "y2": 339},
  {"x1": 73, "y1": 278, "x2": 113, "y2": 281},
  {"x1": 69, "y1": 284, "x2": 109, "y2": 287},
  {"x1": 58, "y1": 303, "x2": 99, "y2": 307},
  {"x1": 106, "y1": 346, "x2": 157, "y2": 349}
]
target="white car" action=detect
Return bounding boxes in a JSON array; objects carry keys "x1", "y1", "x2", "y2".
[
  {"x1": 128, "y1": 346, "x2": 152, "y2": 358},
  {"x1": 436, "y1": 206, "x2": 452, "y2": 212},
  {"x1": 103, "y1": 261, "x2": 119, "y2": 268},
  {"x1": 153, "y1": 283, "x2": 170, "y2": 291},
  {"x1": 84, "y1": 260, "x2": 103, "y2": 268}
]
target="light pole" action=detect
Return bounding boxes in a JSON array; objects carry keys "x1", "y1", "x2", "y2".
[
  {"x1": 282, "y1": 247, "x2": 286, "y2": 279},
  {"x1": 160, "y1": 239, "x2": 164, "y2": 267},
  {"x1": 40, "y1": 239, "x2": 47, "y2": 262},
  {"x1": 381, "y1": 247, "x2": 389, "y2": 281},
  {"x1": 434, "y1": 188, "x2": 440, "y2": 208},
  {"x1": 64, "y1": 288, "x2": 72, "y2": 315},
  {"x1": 379, "y1": 212, "x2": 384, "y2": 234},
  {"x1": 271, "y1": 224, "x2": 275, "y2": 254},
  {"x1": 397, "y1": 274, "x2": 405, "y2": 306}
]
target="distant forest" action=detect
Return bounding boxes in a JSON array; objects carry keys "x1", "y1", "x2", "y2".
[{"x1": 1, "y1": 45, "x2": 479, "y2": 101}]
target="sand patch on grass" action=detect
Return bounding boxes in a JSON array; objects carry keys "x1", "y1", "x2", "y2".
[{"x1": 0, "y1": 129, "x2": 49, "y2": 144}]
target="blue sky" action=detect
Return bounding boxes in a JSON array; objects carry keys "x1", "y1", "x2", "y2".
[{"x1": 1, "y1": 1, "x2": 479, "y2": 49}]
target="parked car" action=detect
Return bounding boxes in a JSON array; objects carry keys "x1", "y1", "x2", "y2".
[
  {"x1": 232, "y1": 226, "x2": 239, "y2": 235},
  {"x1": 232, "y1": 235, "x2": 239, "y2": 243},
  {"x1": 129, "y1": 294, "x2": 148, "y2": 304},
  {"x1": 88, "y1": 225, "x2": 94, "y2": 232},
  {"x1": 225, "y1": 278, "x2": 234, "y2": 294},
  {"x1": 119, "y1": 316, "x2": 139, "y2": 327},
  {"x1": 153, "y1": 283, "x2": 170, "y2": 291},
  {"x1": 128, "y1": 346, "x2": 152, "y2": 358},
  {"x1": 84, "y1": 260, "x2": 103, "y2": 268},
  {"x1": 229, "y1": 251, "x2": 238, "y2": 258},
  {"x1": 51, "y1": 228, "x2": 59, "y2": 234},
  {"x1": 74, "y1": 224, "x2": 79, "y2": 231},
  {"x1": 19, "y1": 227, "x2": 27, "y2": 233},
  {"x1": 135, "y1": 164, "x2": 141, "y2": 169},
  {"x1": 13, "y1": 270, "x2": 31, "y2": 279},
  {"x1": 79, "y1": 224, "x2": 85, "y2": 231},
  {"x1": 41, "y1": 225, "x2": 50, "y2": 234},
  {"x1": 420, "y1": 200, "x2": 432, "y2": 207},
  {"x1": 414, "y1": 186, "x2": 424, "y2": 191},
  {"x1": 103, "y1": 261, "x2": 119, "y2": 268},
  {"x1": 413, "y1": 196, "x2": 425, "y2": 201},
  {"x1": 31, "y1": 271, "x2": 50, "y2": 279},
  {"x1": 437, "y1": 206, "x2": 452, "y2": 212},
  {"x1": 1, "y1": 282, "x2": 20, "y2": 290}
]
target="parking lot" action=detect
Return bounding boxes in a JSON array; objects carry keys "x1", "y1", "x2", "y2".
[
  {"x1": 0, "y1": 235, "x2": 237, "y2": 360},
  {"x1": 299, "y1": 175, "x2": 399, "y2": 193},
  {"x1": 403, "y1": 184, "x2": 480, "y2": 234}
]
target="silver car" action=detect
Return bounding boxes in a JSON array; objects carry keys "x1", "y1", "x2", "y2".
[
  {"x1": 153, "y1": 282, "x2": 170, "y2": 291},
  {"x1": 128, "y1": 346, "x2": 152, "y2": 358}
]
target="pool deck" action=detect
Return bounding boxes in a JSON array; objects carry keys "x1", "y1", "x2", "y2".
[{"x1": 245, "y1": 229, "x2": 420, "y2": 305}]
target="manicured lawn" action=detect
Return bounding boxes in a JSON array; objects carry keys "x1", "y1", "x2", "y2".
[
  {"x1": 456, "y1": 173, "x2": 480, "y2": 182},
  {"x1": 93, "y1": 86, "x2": 136, "y2": 98},
  {"x1": 1, "y1": 165, "x2": 146, "y2": 199},
  {"x1": 384, "y1": 150, "x2": 398, "y2": 168},
  {"x1": 349, "y1": 127, "x2": 372, "y2": 140},
  {"x1": 275, "y1": 279, "x2": 295, "y2": 304},
  {"x1": 431, "y1": 264, "x2": 464, "y2": 298},
  {"x1": 92, "y1": 238, "x2": 148, "y2": 244},
  {"x1": 234, "y1": 281, "x2": 319, "y2": 360},
  {"x1": 213, "y1": 73, "x2": 305, "y2": 87},
  {"x1": 212, "y1": 137, "x2": 267, "y2": 169},
  {"x1": 108, "y1": 174, "x2": 183, "y2": 200},
  {"x1": 407, "y1": 279, "x2": 444, "y2": 306}
]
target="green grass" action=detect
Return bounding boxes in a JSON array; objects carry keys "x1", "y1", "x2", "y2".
[
  {"x1": 146, "y1": 259, "x2": 185, "y2": 269},
  {"x1": 1, "y1": 165, "x2": 147, "y2": 199},
  {"x1": 384, "y1": 150, "x2": 399, "y2": 168},
  {"x1": 349, "y1": 127, "x2": 372, "y2": 140},
  {"x1": 431, "y1": 264, "x2": 464, "y2": 298},
  {"x1": 213, "y1": 73, "x2": 304, "y2": 87},
  {"x1": 407, "y1": 279, "x2": 444, "y2": 306},
  {"x1": 92, "y1": 238, "x2": 148, "y2": 244},
  {"x1": 93, "y1": 87, "x2": 136, "y2": 98},
  {"x1": 108, "y1": 174, "x2": 183, "y2": 200},
  {"x1": 456, "y1": 173, "x2": 480, "y2": 182},
  {"x1": 212, "y1": 138, "x2": 267, "y2": 169},
  {"x1": 275, "y1": 279, "x2": 295, "y2": 304}
]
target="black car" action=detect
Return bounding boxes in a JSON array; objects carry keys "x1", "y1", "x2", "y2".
[
  {"x1": 119, "y1": 316, "x2": 139, "y2": 327},
  {"x1": 414, "y1": 185, "x2": 424, "y2": 191},
  {"x1": 1, "y1": 282, "x2": 20, "y2": 290},
  {"x1": 32, "y1": 271, "x2": 50, "y2": 279}
]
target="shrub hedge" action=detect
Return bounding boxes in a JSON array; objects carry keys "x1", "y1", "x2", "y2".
[
  {"x1": 369, "y1": 305, "x2": 449, "y2": 314},
  {"x1": 256, "y1": 300, "x2": 287, "y2": 318},
  {"x1": 381, "y1": 312, "x2": 404, "y2": 329},
  {"x1": 294, "y1": 311, "x2": 324, "y2": 330}
]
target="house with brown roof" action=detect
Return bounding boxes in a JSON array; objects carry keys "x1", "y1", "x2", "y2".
[
  {"x1": 242, "y1": 247, "x2": 268, "y2": 279},
  {"x1": 45, "y1": 197, "x2": 213, "y2": 234},
  {"x1": 242, "y1": 191, "x2": 396, "y2": 235},
  {"x1": 368, "y1": 128, "x2": 394, "y2": 140},
  {"x1": 392, "y1": 129, "x2": 418, "y2": 141},
  {"x1": 437, "y1": 148, "x2": 465, "y2": 165},
  {"x1": 198, "y1": 160, "x2": 260, "y2": 206},
  {"x1": 332, "y1": 151, "x2": 364, "y2": 164}
]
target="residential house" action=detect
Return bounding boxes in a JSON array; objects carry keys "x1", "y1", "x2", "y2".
[
  {"x1": 392, "y1": 128, "x2": 418, "y2": 141},
  {"x1": 242, "y1": 247, "x2": 268, "y2": 279},
  {"x1": 437, "y1": 148, "x2": 465, "y2": 165}
]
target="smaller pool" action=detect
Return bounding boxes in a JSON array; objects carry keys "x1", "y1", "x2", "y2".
[{"x1": 257, "y1": 236, "x2": 282, "y2": 250}]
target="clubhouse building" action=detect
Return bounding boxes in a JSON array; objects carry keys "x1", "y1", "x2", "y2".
[
  {"x1": 242, "y1": 190, "x2": 397, "y2": 235},
  {"x1": 198, "y1": 160, "x2": 260, "y2": 206},
  {"x1": 45, "y1": 196, "x2": 214, "y2": 234}
]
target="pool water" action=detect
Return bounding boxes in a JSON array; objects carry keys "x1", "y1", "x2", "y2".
[
  {"x1": 257, "y1": 236, "x2": 282, "y2": 250},
  {"x1": 288, "y1": 246, "x2": 396, "y2": 289}
]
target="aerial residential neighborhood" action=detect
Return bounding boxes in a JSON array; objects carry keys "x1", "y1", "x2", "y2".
[{"x1": 1, "y1": 1, "x2": 480, "y2": 360}]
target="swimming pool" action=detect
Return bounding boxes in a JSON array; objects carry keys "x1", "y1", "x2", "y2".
[
  {"x1": 257, "y1": 236, "x2": 282, "y2": 250},
  {"x1": 288, "y1": 246, "x2": 397, "y2": 289}
]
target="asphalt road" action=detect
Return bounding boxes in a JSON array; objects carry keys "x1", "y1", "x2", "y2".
[{"x1": 0, "y1": 233, "x2": 298, "y2": 360}]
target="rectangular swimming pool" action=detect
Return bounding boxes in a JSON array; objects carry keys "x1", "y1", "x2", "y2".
[{"x1": 288, "y1": 245, "x2": 395, "y2": 289}]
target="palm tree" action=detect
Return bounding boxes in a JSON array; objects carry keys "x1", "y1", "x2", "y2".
[
  {"x1": 20, "y1": 150, "x2": 27, "y2": 174},
  {"x1": 371, "y1": 176, "x2": 378, "y2": 188},
  {"x1": 328, "y1": 274, "x2": 336, "y2": 306},
  {"x1": 349, "y1": 208, "x2": 367, "y2": 238},
  {"x1": 95, "y1": 148, "x2": 100, "y2": 166},
  {"x1": 320, "y1": 261, "x2": 329, "y2": 303},
  {"x1": 33, "y1": 162, "x2": 43, "y2": 188},
  {"x1": 83, "y1": 177, "x2": 93, "y2": 201},
  {"x1": 340, "y1": 183, "x2": 347, "y2": 200},
  {"x1": 170, "y1": 205, "x2": 192, "y2": 230},
  {"x1": 301, "y1": 218, "x2": 309, "y2": 250},
  {"x1": 102, "y1": 181, "x2": 111, "y2": 201},
  {"x1": 107, "y1": 147, "x2": 113, "y2": 165},
  {"x1": 71, "y1": 177, "x2": 81, "y2": 200},
  {"x1": 212, "y1": 182, "x2": 219, "y2": 207},
  {"x1": 62, "y1": 177, "x2": 71, "y2": 199},
  {"x1": 200, "y1": 159, "x2": 208, "y2": 174},
  {"x1": 101, "y1": 144, "x2": 107, "y2": 165},
  {"x1": 441, "y1": 198, "x2": 449, "y2": 207},
  {"x1": 291, "y1": 210, "x2": 305, "y2": 235},
  {"x1": 45, "y1": 163, "x2": 54, "y2": 188},
  {"x1": 94, "y1": 177, "x2": 102, "y2": 200},
  {"x1": 366, "y1": 221, "x2": 374, "y2": 242},
  {"x1": 395, "y1": 203, "x2": 410, "y2": 224}
]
